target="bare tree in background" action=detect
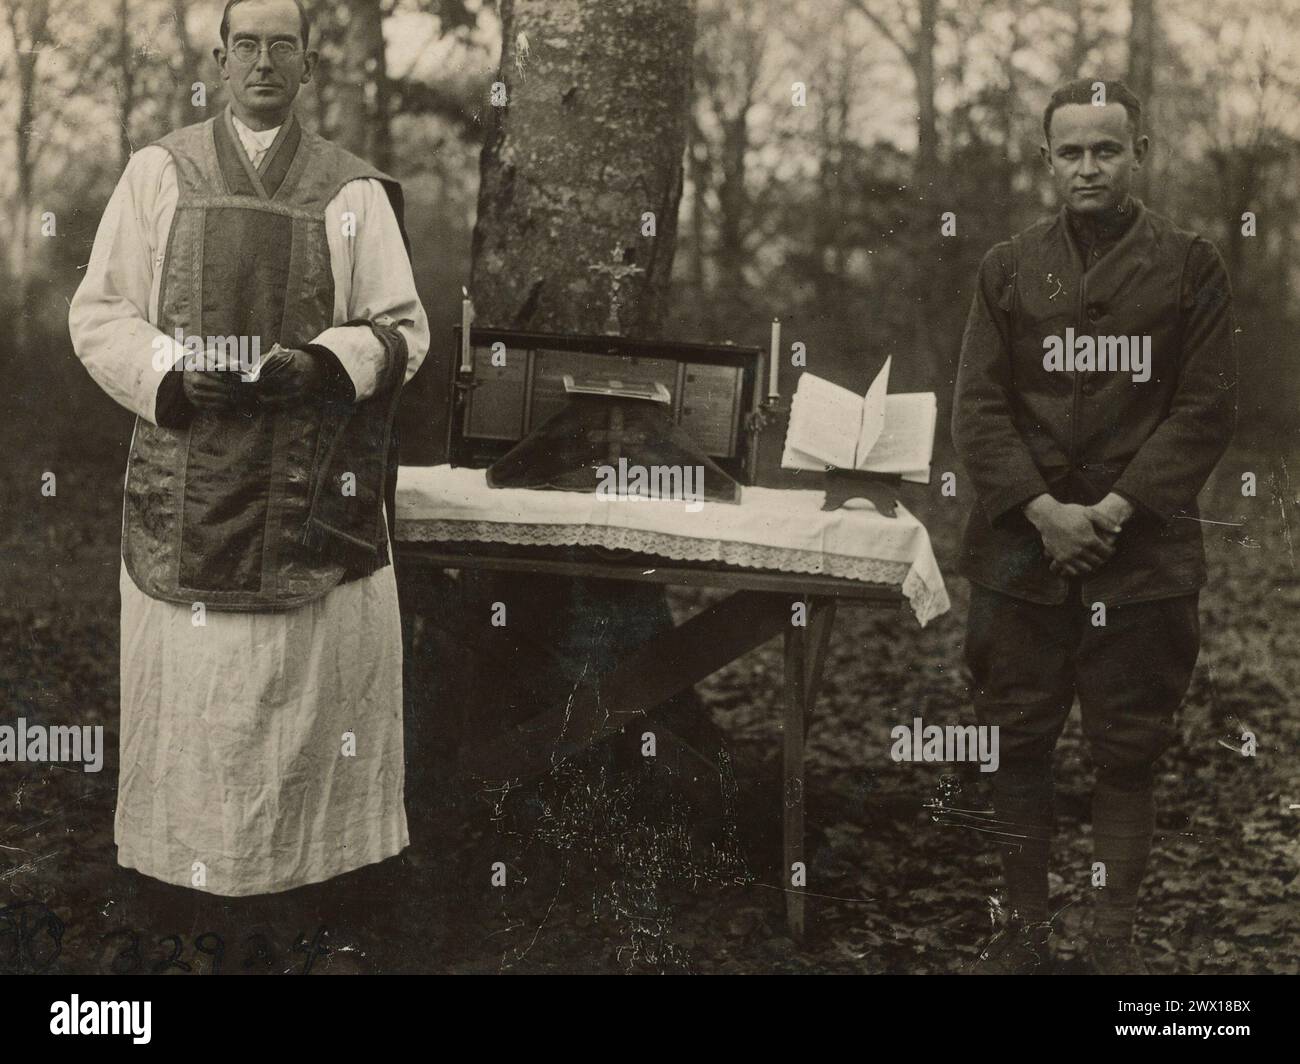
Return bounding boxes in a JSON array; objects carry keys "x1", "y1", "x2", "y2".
[
  {"x1": 2, "y1": 0, "x2": 52, "y2": 347},
  {"x1": 844, "y1": 0, "x2": 943, "y2": 390},
  {"x1": 692, "y1": 3, "x2": 765, "y2": 335},
  {"x1": 1128, "y1": 0, "x2": 1155, "y2": 201},
  {"x1": 168, "y1": 0, "x2": 209, "y2": 129},
  {"x1": 333, "y1": 0, "x2": 390, "y2": 167},
  {"x1": 1062, "y1": 0, "x2": 1095, "y2": 78},
  {"x1": 326, "y1": 0, "x2": 483, "y2": 169},
  {"x1": 116, "y1": 0, "x2": 138, "y2": 170}
]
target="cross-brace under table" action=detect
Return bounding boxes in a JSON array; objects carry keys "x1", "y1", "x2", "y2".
[{"x1": 394, "y1": 542, "x2": 901, "y2": 941}]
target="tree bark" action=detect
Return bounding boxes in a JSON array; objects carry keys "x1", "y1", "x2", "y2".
[{"x1": 470, "y1": 0, "x2": 692, "y2": 336}]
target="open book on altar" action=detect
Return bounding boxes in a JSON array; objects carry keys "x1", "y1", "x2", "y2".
[{"x1": 780, "y1": 357, "x2": 937, "y2": 484}]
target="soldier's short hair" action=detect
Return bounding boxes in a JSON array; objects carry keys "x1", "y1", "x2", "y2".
[{"x1": 1043, "y1": 79, "x2": 1143, "y2": 143}]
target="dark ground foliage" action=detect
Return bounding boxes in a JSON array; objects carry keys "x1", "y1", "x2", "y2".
[{"x1": 1, "y1": 427, "x2": 1296, "y2": 974}]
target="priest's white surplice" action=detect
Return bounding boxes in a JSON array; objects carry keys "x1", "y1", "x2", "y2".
[{"x1": 69, "y1": 126, "x2": 430, "y2": 895}]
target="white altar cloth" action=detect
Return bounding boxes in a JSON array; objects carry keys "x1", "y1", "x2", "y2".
[{"x1": 393, "y1": 465, "x2": 950, "y2": 626}]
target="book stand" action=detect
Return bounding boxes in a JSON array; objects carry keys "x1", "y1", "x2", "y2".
[{"x1": 821, "y1": 469, "x2": 902, "y2": 517}]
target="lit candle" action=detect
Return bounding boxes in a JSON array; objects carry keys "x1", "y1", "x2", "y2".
[
  {"x1": 460, "y1": 288, "x2": 473, "y2": 372},
  {"x1": 768, "y1": 317, "x2": 781, "y2": 398}
]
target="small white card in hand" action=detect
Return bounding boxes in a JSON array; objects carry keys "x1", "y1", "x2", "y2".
[{"x1": 241, "y1": 343, "x2": 291, "y2": 384}]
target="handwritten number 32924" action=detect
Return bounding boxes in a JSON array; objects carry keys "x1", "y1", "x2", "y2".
[{"x1": 100, "y1": 926, "x2": 328, "y2": 975}]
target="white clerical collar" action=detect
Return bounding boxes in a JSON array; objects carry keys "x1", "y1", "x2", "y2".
[{"x1": 231, "y1": 112, "x2": 282, "y2": 163}]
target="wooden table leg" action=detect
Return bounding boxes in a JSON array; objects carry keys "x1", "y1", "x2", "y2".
[
  {"x1": 783, "y1": 596, "x2": 839, "y2": 942},
  {"x1": 783, "y1": 611, "x2": 808, "y2": 942},
  {"x1": 803, "y1": 597, "x2": 837, "y2": 739}
]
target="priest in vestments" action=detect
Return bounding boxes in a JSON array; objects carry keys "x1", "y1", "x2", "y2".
[{"x1": 68, "y1": 0, "x2": 430, "y2": 901}]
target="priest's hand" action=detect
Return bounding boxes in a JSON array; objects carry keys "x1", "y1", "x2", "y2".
[
  {"x1": 253, "y1": 348, "x2": 326, "y2": 408},
  {"x1": 181, "y1": 365, "x2": 241, "y2": 412}
]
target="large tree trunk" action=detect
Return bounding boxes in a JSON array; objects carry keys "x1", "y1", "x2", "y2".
[
  {"x1": 447, "y1": 0, "x2": 698, "y2": 762},
  {"x1": 471, "y1": 0, "x2": 691, "y2": 335}
]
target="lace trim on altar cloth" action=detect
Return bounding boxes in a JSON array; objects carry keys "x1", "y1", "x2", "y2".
[{"x1": 394, "y1": 519, "x2": 948, "y2": 626}]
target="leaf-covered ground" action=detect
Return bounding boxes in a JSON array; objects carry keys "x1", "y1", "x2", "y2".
[{"x1": 2, "y1": 430, "x2": 1297, "y2": 974}]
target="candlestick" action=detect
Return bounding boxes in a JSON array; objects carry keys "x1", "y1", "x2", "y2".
[
  {"x1": 768, "y1": 317, "x2": 781, "y2": 398},
  {"x1": 460, "y1": 288, "x2": 473, "y2": 372}
]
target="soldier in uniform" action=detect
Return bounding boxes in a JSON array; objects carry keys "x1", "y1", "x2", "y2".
[{"x1": 953, "y1": 79, "x2": 1236, "y2": 973}]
